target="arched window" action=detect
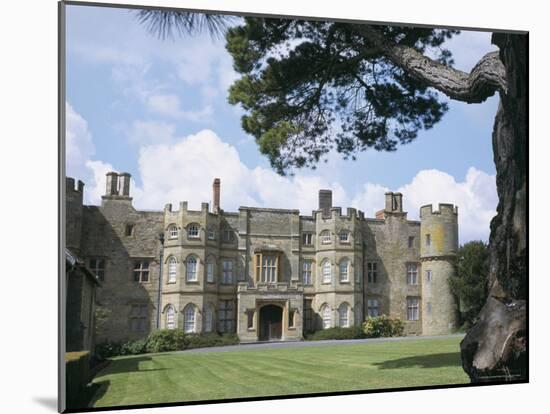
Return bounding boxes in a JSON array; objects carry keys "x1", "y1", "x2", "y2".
[
  {"x1": 339, "y1": 259, "x2": 349, "y2": 282},
  {"x1": 188, "y1": 224, "x2": 199, "y2": 238},
  {"x1": 338, "y1": 303, "x2": 350, "y2": 327},
  {"x1": 321, "y1": 304, "x2": 331, "y2": 329},
  {"x1": 320, "y1": 230, "x2": 331, "y2": 244},
  {"x1": 206, "y1": 258, "x2": 215, "y2": 283},
  {"x1": 168, "y1": 225, "x2": 178, "y2": 239},
  {"x1": 183, "y1": 304, "x2": 196, "y2": 333},
  {"x1": 204, "y1": 304, "x2": 214, "y2": 333},
  {"x1": 165, "y1": 305, "x2": 176, "y2": 329},
  {"x1": 167, "y1": 256, "x2": 177, "y2": 283},
  {"x1": 322, "y1": 260, "x2": 331, "y2": 283},
  {"x1": 186, "y1": 256, "x2": 198, "y2": 282}
]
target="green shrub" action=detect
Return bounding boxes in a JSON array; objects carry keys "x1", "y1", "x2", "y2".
[
  {"x1": 306, "y1": 326, "x2": 366, "y2": 341},
  {"x1": 119, "y1": 339, "x2": 148, "y2": 355},
  {"x1": 362, "y1": 315, "x2": 405, "y2": 338},
  {"x1": 146, "y1": 329, "x2": 188, "y2": 353},
  {"x1": 186, "y1": 332, "x2": 240, "y2": 349},
  {"x1": 65, "y1": 351, "x2": 90, "y2": 409},
  {"x1": 219, "y1": 333, "x2": 240, "y2": 345}
]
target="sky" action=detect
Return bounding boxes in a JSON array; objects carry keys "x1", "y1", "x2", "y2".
[{"x1": 65, "y1": 4, "x2": 499, "y2": 244}]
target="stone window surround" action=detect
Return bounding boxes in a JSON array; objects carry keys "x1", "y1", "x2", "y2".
[
  {"x1": 302, "y1": 259, "x2": 313, "y2": 285},
  {"x1": 320, "y1": 303, "x2": 331, "y2": 329},
  {"x1": 187, "y1": 223, "x2": 200, "y2": 239},
  {"x1": 302, "y1": 232, "x2": 314, "y2": 246},
  {"x1": 207, "y1": 227, "x2": 216, "y2": 240},
  {"x1": 164, "y1": 304, "x2": 176, "y2": 329},
  {"x1": 206, "y1": 258, "x2": 215, "y2": 283},
  {"x1": 339, "y1": 231, "x2": 351, "y2": 243},
  {"x1": 132, "y1": 259, "x2": 151, "y2": 283},
  {"x1": 407, "y1": 296, "x2": 420, "y2": 321},
  {"x1": 183, "y1": 303, "x2": 198, "y2": 333},
  {"x1": 166, "y1": 256, "x2": 177, "y2": 283},
  {"x1": 367, "y1": 298, "x2": 379, "y2": 317},
  {"x1": 167, "y1": 224, "x2": 178, "y2": 239},
  {"x1": 204, "y1": 304, "x2": 214, "y2": 332},
  {"x1": 185, "y1": 255, "x2": 199, "y2": 282},
  {"x1": 338, "y1": 302, "x2": 350, "y2": 327},
  {"x1": 339, "y1": 258, "x2": 351, "y2": 283},
  {"x1": 221, "y1": 258, "x2": 234, "y2": 284},
  {"x1": 406, "y1": 262, "x2": 419, "y2": 285},
  {"x1": 367, "y1": 261, "x2": 378, "y2": 284},
  {"x1": 321, "y1": 259, "x2": 332, "y2": 284},
  {"x1": 320, "y1": 230, "x2": 331, "y2": 244}
]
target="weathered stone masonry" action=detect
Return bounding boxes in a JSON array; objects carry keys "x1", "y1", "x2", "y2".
[{"x1": 66, "y1": 172, "x2": 459, "y2": 343}]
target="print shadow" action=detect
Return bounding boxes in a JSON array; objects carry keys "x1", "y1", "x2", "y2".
[
  {"x1": 82, "y1": 380, "x2": 111, "y2": 409},
  {"x1": 373, "y1": 352, "x2": 462, "y2": 370}
]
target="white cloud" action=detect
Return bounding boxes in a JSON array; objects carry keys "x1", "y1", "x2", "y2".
[
  {"x1": 116, "y1": 120, "x2": 176, "y2": 146},
  {"x1": 398, "y1": 168, "x2": 496, "y2": 243},
  {"x1": 66, "y1": 102, "x2": 95, "y2": 179},
  {"x1": 146, "y1": 94, "x2": 213, "y2": 121},
  {"x1": 73, "y1": 125, "x2": 496, "y2": 243}
]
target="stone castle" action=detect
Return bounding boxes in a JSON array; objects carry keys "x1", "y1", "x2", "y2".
[{"x1": 66, "y1": 172, "x2": 459, "y2": 344}]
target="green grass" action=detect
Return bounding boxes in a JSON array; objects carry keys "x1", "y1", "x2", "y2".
[{"x1": 89, "y1": 336, "x2": 469, "y2": 408}]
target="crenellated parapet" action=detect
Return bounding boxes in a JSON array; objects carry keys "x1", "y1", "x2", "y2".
[{"x1": 420, "y1": 203, "x2": 459, "y2": 259}]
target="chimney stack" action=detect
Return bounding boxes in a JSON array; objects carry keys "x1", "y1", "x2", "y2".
[
  {"x1": 105, "y1": 172, "x2": 118, "y2": 196},
  {"x1": 119, "y1": 172, "x2": 131, "y2": 197},
  {"x1": 213, "y1": 178, "x2": 221, "y2": 213},
  {"x1": 384, "y1": 192, "x2": 404, "y2": 214},
  {"x1": 319, "y1": 189, "x2": 332, "y2": 216}
]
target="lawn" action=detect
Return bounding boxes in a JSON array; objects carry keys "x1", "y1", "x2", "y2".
[{"x1": 89, "y1": 336, "x2": 469, "y2": 408}]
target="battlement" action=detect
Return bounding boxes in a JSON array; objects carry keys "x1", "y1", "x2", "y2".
[
  {"x1": 420, "y1": 203, "x2": 459, "y2": 218},
  {"x1": 312, "y1": 207, "x2": 365, "y2": 221},
  {"x1": 163, "y1": 201, "x2": 211, "y2": 215},
  {"x1": 66, "y1": 177, "x2": 84, "y2": 193}
]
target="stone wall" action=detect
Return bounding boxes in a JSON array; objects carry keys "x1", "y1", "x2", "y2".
[{"x1": 67, "y1": 175, "x2": 459, "y2": 343}]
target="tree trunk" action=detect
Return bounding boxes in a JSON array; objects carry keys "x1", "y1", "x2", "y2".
[{"x1": 460, "y1": 32, "x2": 527, "y2": 382}]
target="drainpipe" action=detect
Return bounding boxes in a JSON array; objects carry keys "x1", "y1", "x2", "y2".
[{"x1": 156, "y1": 233, "x2": 165, "y2": 330}]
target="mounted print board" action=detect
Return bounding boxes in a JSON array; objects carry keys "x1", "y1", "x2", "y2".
[{"x1": 59, "y1": 0, "x2": 528, "y2": 412}]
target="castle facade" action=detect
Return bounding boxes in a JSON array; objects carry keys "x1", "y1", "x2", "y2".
[{"x1": 66, "y1": 172, "x2": 459, "y2": 344}]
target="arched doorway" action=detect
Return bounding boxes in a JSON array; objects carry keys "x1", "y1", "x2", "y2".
[{"x1": 259, "y1": 304, "x2": 283, "y2": 341}]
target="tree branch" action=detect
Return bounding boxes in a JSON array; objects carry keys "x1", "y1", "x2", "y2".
[{"x1": 356, "y1": 25, "x2": 508, "y2": 103}]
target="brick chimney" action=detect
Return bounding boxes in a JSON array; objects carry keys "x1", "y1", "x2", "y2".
[
  {"x1": 319, "y1": 189, "x2": 332, "y2": 216},
  {"x1": 213, "y1": 178, "x2": 221, "y2": 213}
]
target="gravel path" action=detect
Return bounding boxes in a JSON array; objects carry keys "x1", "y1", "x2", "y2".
[{"x1": 177, "y1": 333, "x2": 465, "y2": 354}]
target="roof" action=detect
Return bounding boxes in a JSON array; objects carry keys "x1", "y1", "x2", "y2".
[{"x1": 65, "y1": 248, "x2": 102, "y2": 286}]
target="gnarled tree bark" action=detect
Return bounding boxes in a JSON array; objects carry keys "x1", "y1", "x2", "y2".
[{"x1": 364, "y1": 26, "x2": 527, "y2": 382}]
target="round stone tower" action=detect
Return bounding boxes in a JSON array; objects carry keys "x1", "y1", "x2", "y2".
[{"x1": 420, "y1": 203, "x2": 459, "y2": 335}]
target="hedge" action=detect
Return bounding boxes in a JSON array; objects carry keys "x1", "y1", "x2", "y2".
[
  {"x1": 305, "y1": 326, "x2": 366, "y2": 341},
  {"x1": 95, "y1": 331, "x2": 240, "y2": 359}
]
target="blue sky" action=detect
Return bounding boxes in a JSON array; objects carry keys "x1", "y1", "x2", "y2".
[{"x1": 65, "y1": 4, "x2": 499, "y2": 243}]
